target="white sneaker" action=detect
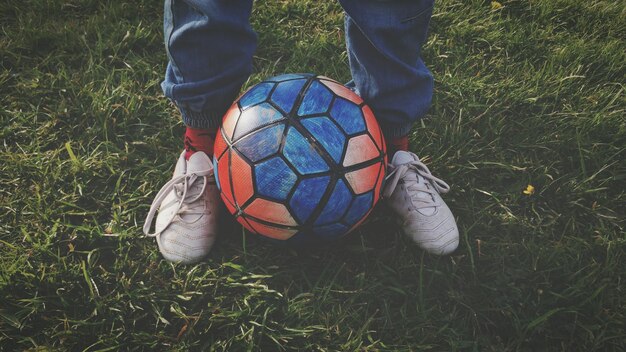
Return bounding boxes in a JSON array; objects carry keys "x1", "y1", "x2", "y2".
[
  {"x1": 143, "y1": 151, "x2": 219, "y2": 264},
  {"x1": 383, "y1": 151, "x2": 459, "y2": 255}
]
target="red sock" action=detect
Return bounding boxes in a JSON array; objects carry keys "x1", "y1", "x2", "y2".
[
  {"x1": 184, "y1": 127, "x2": 217, "y2": 160},
  {"x1": 387, "y1": 135, "x2": 409, "y2": 158}
]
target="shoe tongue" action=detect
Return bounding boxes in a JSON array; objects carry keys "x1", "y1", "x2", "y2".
[
  {"x1": 179, "y1": 152, "x2": 211, "y2": 223},
  {"x1": 391, "y1": 150, "x2": 416, "y2": 166},
  {"x1": 187, "y1": 152, "x2": 212, "y2": 174},
  {"x1": 392, "y1": 151, "x2": 420, "y2": 183}
]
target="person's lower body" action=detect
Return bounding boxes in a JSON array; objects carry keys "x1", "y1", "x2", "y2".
[
  {"x1": 143, "y1": 0, "x2": 257, "y2": 263},
  {"x1": 162, "y1": 0, "x2": 433, "y2": 145},
  {"x1": 144, "y1": 0, "x2": 457, "y2": 263},
  {"x1": 339, "y1": 0, "x2": 435, "y2": 155},
  {"x1": 339, "y1": 0, "x2": 458, "y2": 254}
]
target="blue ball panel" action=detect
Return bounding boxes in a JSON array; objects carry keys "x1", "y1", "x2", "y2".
[
  {"x1": 254, "y1": 156, "x2": 298, "y2": 200},
  {"x1": 289, "y1": 176, "x2": 330, "y2": 223},
  {"x1": 301, "y1": 117, "x2": 345, "y2": 164},
  {"x1": 235, "y1": 124, "x2": 285, "y2": 162},
  {"x1": 239, "y1": 82, "x2": 274, "y2": 110},
  {"x1": 233, "y1": 103, "x2": 285, "y2": 141},
  {"x1": 271, "y1": 79, "x2": 307, "y2": 113},
  {"x1": 330, "y1": 97, "x2": 366, "y2": 135},
  {"x1": 283, "y1": 127, "x2": 329, "y2": 174},
  {"x1": 315, "y1": 179, "x2": 352, "y2": 225},
  {"x1": 344, "y1": 191, "x2": 373, "y2": 226},
  {"x1": 297, "y1": 81, "x2": 333, "y2": 116},
  {"x1": 268, "y1": 73, "x2": 312, "y2": 82}
]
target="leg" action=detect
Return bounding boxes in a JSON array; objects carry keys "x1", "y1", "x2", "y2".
[
  {"x1": 339, "y1": 0, "x2": 458, "y2": 255},
  {"x1": 339, "y1": 0, "x2": 434, "y2": 142},
  {"x1": 162, "y1": 0, "x2": 257, "y2": 129},
  {"x1": 144, "y1": 0, "x2": 256, "y2": 264}
]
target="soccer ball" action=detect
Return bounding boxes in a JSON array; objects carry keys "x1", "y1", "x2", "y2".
[{"x1": 213, "y1": 74, "x2": 386, "y2": 243}]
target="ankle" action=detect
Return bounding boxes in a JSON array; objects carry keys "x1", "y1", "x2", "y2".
[
  {"x1": 387, "y1": 135, "x2": 409, "y2": 158},
  {"x1": 184, "y1": 127, "x2": 217, "y2": 160}
]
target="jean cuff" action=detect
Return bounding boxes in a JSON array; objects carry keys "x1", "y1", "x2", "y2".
[
  {"x1": 178, "y1": 106, "x2": 225, "y2": 129},
  {"x1": 380, "y1": 122, "x2": 414, "y2": 140}
]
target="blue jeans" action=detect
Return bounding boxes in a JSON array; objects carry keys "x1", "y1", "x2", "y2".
[{"x1": 162, "y1": 0, "x2": 434, "y2": 138}]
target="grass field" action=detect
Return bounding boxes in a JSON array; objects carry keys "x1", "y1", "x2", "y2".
[{"x1": 1, "y1": 0, "x2": 625, "y2": 350}]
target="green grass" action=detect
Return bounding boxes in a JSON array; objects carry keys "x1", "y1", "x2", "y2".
[{"x1": 1, "y1": 0, "x2": 625, "y2": 350}]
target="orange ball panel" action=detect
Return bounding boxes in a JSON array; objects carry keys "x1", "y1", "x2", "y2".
[
  {"x1": 343, "y1": 134, "x2": 380, "y2": 167},
  {"x1": 373, "y1": 162, "x2": 385, "y2": 204},
  {"x1": 345, "y1": 162, "x2": 381, "y2": 195},
  {"x1": 221, "y1": 104, "x2": 240, "y2": 141},
  {"x1": 319, "y1": 78, "x2": 363, "y2": 105},
  {"x1": 214, "y1": 129, "x2": 228, "y2": 159},
  {"x1": 362, "y1": 105, "x2": 385, "y2": 151},
  {"x1": 222, "y1": 195, "x2": 237, "y2": 215},
  {"x1": 230, "y1": 151, "x2": 254, "y2": 205},
  {"x1": 245, "y1": 218, "x2": 298, "y2": 240},
  {"x1": 244, "y1": 198, "x2": 298, "y2": 227},
  {"x1": 217, "y1": 150, "x2": 235, "y2": 207},
  {"x1": 237, "y1": 216, "x2": 257, "y2": 233}
]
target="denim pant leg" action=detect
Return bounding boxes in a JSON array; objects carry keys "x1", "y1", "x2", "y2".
[
  {"x1": 162, "y1": 0, "x2": 257, "y2": 129},
  {"x1": 338, "y1": 0, "x2": 435, "y2": 139}
]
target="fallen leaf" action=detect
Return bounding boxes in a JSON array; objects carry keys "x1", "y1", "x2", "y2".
[
  {"x1": 523, "y1": 184, "x2": 535, "y2": 195},
  {"x1": 491, "y1": 1, "x2": 503, "y2": 10}
]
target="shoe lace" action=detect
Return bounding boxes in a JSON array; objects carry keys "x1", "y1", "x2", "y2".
[
  {"x1": 143, "y1": 167, "x2": 214, "y2": 237},
  {"x1": 382, "y1": 158, "x2": 450, "y2": 209}
]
